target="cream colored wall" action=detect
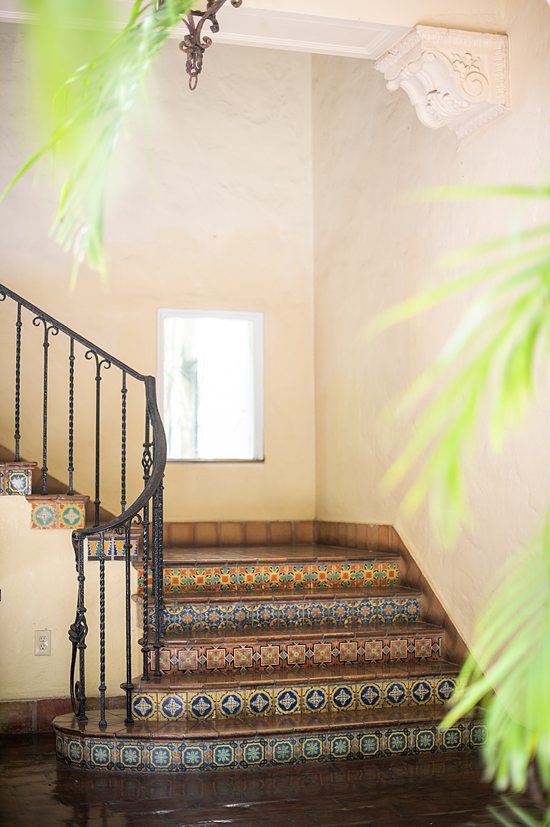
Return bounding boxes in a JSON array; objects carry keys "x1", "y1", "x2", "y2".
[
  {"x1": 0, "y1": 497, "x2": 137, "y2": 700},
  {"x1": 312, "y1": 0, "x2": 550, "y2": 645},
  {"x1": 0, "y1": 24, "x2": 316, "y2": 522}
]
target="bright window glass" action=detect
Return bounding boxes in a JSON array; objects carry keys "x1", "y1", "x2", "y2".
[{"x1": 159, "y1": 310, "x2": 264, "y2": 461}]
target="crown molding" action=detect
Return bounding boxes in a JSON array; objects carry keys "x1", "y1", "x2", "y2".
[
  {"x1": 375, "y1": 25, "x2": 510, "y2": 139},
  {"x1": 0, "y1": 2, "x2": 408, "y2": 60}
]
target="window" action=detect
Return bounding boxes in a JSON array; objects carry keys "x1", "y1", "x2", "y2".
[{"x1": 158, "y1": 309, "x2": 264, "y2": 461}]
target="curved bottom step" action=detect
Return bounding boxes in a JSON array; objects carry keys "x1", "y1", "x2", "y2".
[{"x1": 53, "y1": 709, "x2": 485, "y2": 772}]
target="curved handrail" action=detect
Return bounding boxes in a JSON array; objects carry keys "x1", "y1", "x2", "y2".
[
  {"x1": 0, "y1": 283, "x2": 145, "y2": 380},
  {"x1": 74, "y1": 375, "x2": 167, "y2": 539}
]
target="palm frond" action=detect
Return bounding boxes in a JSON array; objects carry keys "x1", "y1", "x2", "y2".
[
  {"x1": 2, "y1": 0, "x2": 193, "y2": 277},
  {"x1": 442, "y1": 520, "x2": 550, "y2": 794},
  {"x1": 374, "y1": 204, "x2": 550, "y2": 543},
  {"x1": 488, "y1": 798, "x2": 550, "y2": 827}
]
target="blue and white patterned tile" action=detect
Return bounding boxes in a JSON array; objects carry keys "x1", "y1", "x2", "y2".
[
  {"x1": 156, "y1": 595, "x2": 421, "y2": 634},
  {"x1": 132, "y1": 693, "x2": 157, "y2": 721},
  {"x1": 246, "y1": 688, "x2": 273, "y2": 716},
  {"x1": 330, "y1": 684, "x2": 356, "y2": 712},
  {"x1": 54, "y1": 718, "x2": 484, "y2": 772},
  {"x1": 188, "y1": 692, "x2": 215, "y2": 720},
  {"x1": 158, "y1": 693, "x2": 186, "y2": 721},
  {"x1": 218, "y1": 691, "x2": 244, "y2": 717}
]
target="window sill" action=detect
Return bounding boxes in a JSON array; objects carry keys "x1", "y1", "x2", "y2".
[{"x1": 167, "y1": 458, "x2": 266, "y2": 464}]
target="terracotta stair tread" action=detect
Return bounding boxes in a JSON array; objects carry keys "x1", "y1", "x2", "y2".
[
  {"x1": 157, "y1": 620, "x2": 442, "y2": 646},
  {"x1": 53, "y1": 704, "x2": 470, "y2": 741},
  {"x1": 154, "y1": 544, "x2": 401, "y2": 565},
  {"x1": 134, "y1": 658, "x2": 460, "y2": 691},
  {"x1": 154, "y1": 584, "x2": 419, "y2": 605}
]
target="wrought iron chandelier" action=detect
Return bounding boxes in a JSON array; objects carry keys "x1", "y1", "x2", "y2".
[{"x1": 158, "y1": 0, "x2": 243, "y2": 90}]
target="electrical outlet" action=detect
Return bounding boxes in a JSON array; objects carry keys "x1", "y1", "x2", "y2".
[{"x1": 34, "y1": 630, "x2": 51, "y2": 656}]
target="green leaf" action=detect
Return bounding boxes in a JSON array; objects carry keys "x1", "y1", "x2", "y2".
[{"x1": 2, "y1": 0, "x2": 195, "y2": 276}]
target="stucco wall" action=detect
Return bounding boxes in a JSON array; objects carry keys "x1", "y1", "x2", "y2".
[
  {"x1": 0, "y1": 24, "x2": 316, "y2": 522},
  {"x1": 312, "y1": 0, "x2": 550, "y2": 644},
  {"x1": 0, "y1": 497, "x2": 137, "y2": 701}
]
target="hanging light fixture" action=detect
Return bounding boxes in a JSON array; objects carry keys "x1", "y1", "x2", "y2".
[{"x1": 158, "y1": 0, "x2": 243, "y2": 90}]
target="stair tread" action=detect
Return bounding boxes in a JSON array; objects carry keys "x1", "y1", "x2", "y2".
[
  {"x1": 135, "y1": 658, "x2": 459, "y2": 691},
  {"x1": 158, "y1": 620, "x2": 442, "y2": 646},
  {"x1": 156, "y1": 584, "x2": 419, "y2": 605},
  {"x1": 53, "y1": 704, "x2": 470, "y2": 741},
  {"x1": 156, "y1": 544, "x2": 401, "y2": 565}
]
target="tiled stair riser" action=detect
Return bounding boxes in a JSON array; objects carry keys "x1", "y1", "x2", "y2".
[
  {"x1": 55, "y1": 720, "x2": 486, "y2": 772},
  {"x1": 138, "y1": 561, "x2": 400, "y2": 595},
  {"x1": 132, "y1": 675, "x2": 457, "y2": 722},
  {"x1": 0, "y1": 463, "x2": 34, "y2": 495},
  {"x1": 27, "y1": 495, "x2": 88, "y2": 529},
  {"x1": 153, "y1": 633, "x2": 443, "y2": 675},
  {"x1": 152, "y1": 596, "x2": 421, "y2": 635}
]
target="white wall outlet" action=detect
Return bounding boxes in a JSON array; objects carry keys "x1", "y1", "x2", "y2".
[{"x1": 34, "y1": 629, "x2": 51, "y2": 656}]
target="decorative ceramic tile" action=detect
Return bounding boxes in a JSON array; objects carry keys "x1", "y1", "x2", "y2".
[
  {"x1": 132, "y1": 693, "x2": 157, "y2": 721},
  {"x1": 246, "y1": 688, "x2": 273, "y2": 716},
  {"x1": 90, "y1": 743, "x2": 113, "y2": 768},
  {"x1": 275, "y1": 687, "x2": 301, "y2": 715},
  {"x1": 153, "y1": 595, "x2": 421, "y2": 635},
  {"x1": 87, "y1": 532, "x2": 140, "y2": 561},
  {"x1": 138, "y1": 560, "x2": 400, "y2": 595},
  {"x1": 330, "y1": 685, "x2": 355, "y2": 712},
  {"x1": 28, "y1": 495, "x2": 88, "y2": 530},
  {"x1": 158, "y1": 693, "x2": 186, "y2": 721},
  {"x1": 30, "y1": 499, "x2": 58, "y2": 529},
  {"x1": 54, "y1": 718, "x2": 485, "y2": 772},
  {"x1": 188, "y1": 692, "x2": 215, "y2": 720},
  {"x1": 0, "y1": 462, "x2": 34, "y2": 496},
  {"x1": 154, "y1": 631, "x2": 443, "y2": 676},
  {"x1": 218, "y1": 692, "x2": 244, "y2": 717},
  {"x1": 134, "y1": 673, "x2": 455, "y2": 723},
  {"x1": 59, "y1": 502, "x2": 85, "y2": 529}
]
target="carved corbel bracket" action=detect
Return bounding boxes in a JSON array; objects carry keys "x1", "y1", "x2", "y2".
[{"x1": 375, "y1": 25, "x2": 510, "y2": 139}]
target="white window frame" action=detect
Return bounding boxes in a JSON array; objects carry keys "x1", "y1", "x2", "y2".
[{"x1": 157, "y1": 308, "x2": 264, "y2": 462}]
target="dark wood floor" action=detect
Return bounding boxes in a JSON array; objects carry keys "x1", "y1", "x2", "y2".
[{"x1": 0, "y1": 734, "x2": 538, "y2": 826}]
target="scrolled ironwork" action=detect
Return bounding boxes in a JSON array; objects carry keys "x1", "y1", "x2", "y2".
[
  {"x1": 174, "y1": 0, "x2": 243, "y2": 90},
  {"x1": 85, "y1": 350, "x2": 112, "y2": 526},
  {"x1": 33, "y1": 315, "x2": 60, "y2": 494},
  {"x1": 121, "y1": 371, "x2": 127, "y2": 513},
  {"x1": 68, "y1": 338, "x2": 76, "y2": 495},
  {"x1": 14, "y1": 304, "x2": 22, "y2": 460}
]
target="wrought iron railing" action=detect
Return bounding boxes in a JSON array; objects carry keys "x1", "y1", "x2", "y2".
[{"x1": 0, "y1": 283, "x2": 167, "y2": 727}]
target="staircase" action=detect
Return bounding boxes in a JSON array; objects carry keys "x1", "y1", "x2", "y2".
[
  {"x1": 0, "y1": 284, "x2": 483, "y2": 772},
  {"x1": 52, "y1": 523, "x2": 485, "y2": 771}
]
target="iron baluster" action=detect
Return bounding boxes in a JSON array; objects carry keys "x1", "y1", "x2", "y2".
[
  {"x1": 68, "y1": 534, "x2": 88, "y2": 721},
  {"x1": 85, "y1": 351, "x2": 111, "y2": 525},
  {"x1": 123, "y1": 523, "x2": 134, "y2": 724},
  {"x1": 151, "y1": 483, "x2": 163, "y2": 677},
  {"x1": 33, "y1": 316, "x2": 59, "y2": 494},
  {"x1": 141, "y1": 498, "x2": 150, "y2": 681},
  {"x1": 68, "y1": 337, "x2": 75, "y2": 495},
  {"x1": 98, "y1": 532, "x2": 107, "y2": 728},
  {"x1": 151, "y1": 485, "x2": 160, "y2": 677},
  {"x1": 0, "y1": 283, "x2": 168, "y2": 735},
  {"x1": 14, "y1": 303, "x2": 22, "y2": 460},
  {"x1": 120, "y1": 371, "x2": 127, "y2": 513},
  {"x1": 142, "y1": 412, "x2": 153, "y2": 484},
  {"x1": 157, "y1": 478, "x2": 164, "y2": 674}
]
